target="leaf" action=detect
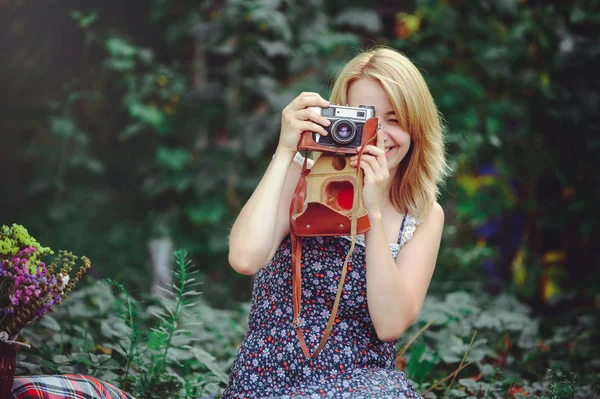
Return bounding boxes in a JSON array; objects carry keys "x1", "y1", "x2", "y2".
[
  {"x1": 317, "y1": 32, "x2": 361, "y2": 53},
  {"x1": 72, "y1": 353, "x2": 94, "y2": 366},
  {"x1": 148, "y1": 329, "x2": 168, "y2": 350},
  {"x1": 79, "y1": 13, "x2": 97, "y2": 28},
  {"x1": 191, "y1": 347, "x2": 229, "y2": 384},
  {"x1": 249, "y1": 9, "x2": 292, "y2": 41},
  {"x1": 106, "y1": 37, "x2": 137, "y2": 58},
  {"x1": 156, "y1": 146, "x2": 192, "y2": 171},
  {"x1": 258, "y1": 40, "x2": 291, "y2": 57},
  {"x1": 105, "y1": 58, "x2": 135, "y2": 71},
  {"x1": 256, "y1": 0, "x2": 282, "y2": 7},
  {"x1": 137, "y1": 48, "x2": 155, "y2": 64},
  {"x1": 58, "y1": 365, "x2": 76, "y2": 373},
  {"x1": 101, "y1": 318, "x2": 130, "y2": 339},
  {"x1": 49, "y1": 116, "x2": 76, "y2": 139},
  {"x1": 570, "y1": 6, "x2": 587, "y2": 23},
  {"x1": 128, "y1": 103, "x2": 167, "y2": 134},
  {"x1": 486, "y1": 117, "x2": 503, "y2": 136},
  {"x1": 82, "y1": 157, "x2": 105, "y2": 174},
  {"x1": 39, "y1": 315, "x2": 61, "y2": 332},
  {"x1": 473, "y1": 312, "x2": 502, "y2": 331},
  {"x1": 493, "y1": 0, "x2": 517, "y2": 15},
  {"x1": 333, "y1": 8, "x2": 382, "y2": 34},
  {"x1": 70, "y1": 10, "x2": 97, "y2": 28},
  {"x1": 90, "y1": 353, "x2": 99, "y2": 364},
  {"x1": 438, "y1": 335, "x2": 466, "y2": 363},
  {"x1": 404, "y1": 342, "x2": 434, "y2": 383},
  {"x1": 53, "y1": 355, "x2": 71, "y2": 364},
  {"x1": 119, "y1": 122, "x2": 146, "y2": 141},
  {"x1": 185, "y1": 201, "x2": 227, "y2": 225},
  {"x1": 98, "y1": 358, "x2": 121, "y2": 370}
]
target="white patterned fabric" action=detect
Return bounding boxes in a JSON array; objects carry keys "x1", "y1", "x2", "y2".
[
  {"x1": 293, "y1": 151, "x2": 314, "y2": 168},
  {"x1": 339, "y1": 214, "x2": 420, "y2": 259}
]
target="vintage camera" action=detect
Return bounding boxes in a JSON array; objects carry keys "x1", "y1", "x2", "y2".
[{"x1": 308, "y1": 105, "x2": 375, "y2": 149}]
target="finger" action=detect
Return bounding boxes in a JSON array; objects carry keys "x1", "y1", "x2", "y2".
[
  {"x1": 353, "y1": 154, "x2": 389, "y2": 183},
  {"x1": 298, "y1": 109, "x2": 331, "y2": 131},
  {"x1": 377, "y1": 129, "x2": 385, "y2": 150},
  {"x1": 350, "y1": 148, "x2": 361, "y2": 163},
  {"x1": 350, "y1": 153, "x2": 378, "y2": 168},
  {"x1": 362, "y1": 145, "x2": 385, "y2": 158},
  {"x1": 294, "y1": 92, "x2": 330, "y2": 110},
  {"x1": 288, "y1": 92, "x2": 318, "y2": 109},
  {"x1": 360, "y1": 154, "x2": 384, "y2": 176},
  {"x1": 296, "y1": 120, "x2": 328, "y2": 136},
  {"x1": 363, "y1": 142, "x2": 388, "y2": 170},
  {"x1": 359, "y1": 161, "x2": 375, "y2": 184}
]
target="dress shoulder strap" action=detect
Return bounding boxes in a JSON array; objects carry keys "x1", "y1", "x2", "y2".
[
  {"x1": 397, "y1": 214, "x2": 408, "y2": 245},
  {"x1": 397, "y1": 214, "x2": 421, "y2": 248}
]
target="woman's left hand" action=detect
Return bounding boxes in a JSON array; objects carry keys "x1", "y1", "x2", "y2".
[{"x1": 349, "y1": 130, "x2": 389, "y2": 215}]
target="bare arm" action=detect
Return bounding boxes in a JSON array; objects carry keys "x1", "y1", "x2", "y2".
[
  {"x1": 228, "y1": 148, "x2": 296, "y2": 275},
  {"x1": 351, "y1": 132, "x2": 444, "y2": 341},
  {"x1": 365, "y1": 203, "x2": 444, "y2": 341},
  {"x1": 228, "y1": 93, "x2": 330, "y2": 275}
]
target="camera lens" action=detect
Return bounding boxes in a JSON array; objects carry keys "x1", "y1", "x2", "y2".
[
  {"x1": 337, "y1": 124, "x2": 351, "y2": 138},
  {"x1": 331, "y1": 120, "x2": 356, "y2": 144}
]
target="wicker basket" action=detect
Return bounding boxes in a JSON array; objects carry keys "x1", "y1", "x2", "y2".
[{"x1": 0, "y1": 341, "x2": 16, "y2": 399}]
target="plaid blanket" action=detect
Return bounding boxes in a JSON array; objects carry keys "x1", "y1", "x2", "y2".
[{"x1": 11, "y1": 374, "x2": 136, "y2": 399}]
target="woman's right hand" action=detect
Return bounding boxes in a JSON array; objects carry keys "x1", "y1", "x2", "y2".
[{"x1": 277, "y1": 92, "x2": 331, "y2": 154}]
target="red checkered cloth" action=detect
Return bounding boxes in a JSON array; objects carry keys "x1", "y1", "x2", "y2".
[{"x1": 11, "y1": 374, "x2": 136, "y2": 399}]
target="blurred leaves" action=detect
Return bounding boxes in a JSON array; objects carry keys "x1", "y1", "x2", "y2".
[
  {"x1": 70, "y1": 10, "x2": 97, "y2": 28},
  {"x1": 334, "y1": 8, "x2": 382, "y2": 34},
  {"x1": 2, "y1": 0, "x2": 599, "y2": 338}
]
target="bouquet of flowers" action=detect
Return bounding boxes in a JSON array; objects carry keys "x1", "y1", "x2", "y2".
[{"x1": 0, "y1": 224, "x2": 91, "y2": 398}]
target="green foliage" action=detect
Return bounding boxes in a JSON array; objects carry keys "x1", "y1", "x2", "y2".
[
  {"x1": 16, "y1": 272, "x2": 599, "y2": 398},
  {"x1": 4, "y1": 0, "x2": 598, "y2": 304},
  {"x1": 389, "y1": 0, "x2": 600, "y2": 298},
  {"x1": 17, "y1": 250, "x2": 248, "y2": 398},
  {"x1": 397, "y1": 286, "x2": 599, "y2": 398},
  {"x1": 1, "y1": 0, "x2": 383, "y2": 296},
  {"x1": 542, "y1": 362, "x2": 578, "y2": 399}
]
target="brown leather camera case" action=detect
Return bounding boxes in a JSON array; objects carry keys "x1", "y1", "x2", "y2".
[
  {"x1": 288, "y1": 117, "x2": 378, "y2": 359},
  {"x1": 290, "y1": 154, "x2": 371, "y2": 236}
]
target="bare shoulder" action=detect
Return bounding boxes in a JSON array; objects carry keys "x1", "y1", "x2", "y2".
[
  {"x1": 410, "y1": 202, "x2": 444, "y2": 243},
  {"x1": 424, "y1": 202, "x2": 444, "y2": 225},
  {"x1": 396, "y1": 202, "x2": 444, "y2": 269}
]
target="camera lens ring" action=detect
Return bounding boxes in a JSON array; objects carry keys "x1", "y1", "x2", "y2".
[{"x1": 331, "y1": 119, "x2": 356, "y2": 145}]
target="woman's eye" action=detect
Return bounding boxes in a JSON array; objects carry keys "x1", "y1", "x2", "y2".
[{"x1": 387, "y1": 119, "x2": 398, "y2": 124}]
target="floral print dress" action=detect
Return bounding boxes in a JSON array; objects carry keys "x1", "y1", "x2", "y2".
[{"x1": 221, "y1": 214, "x2": 423, "y2": 399}]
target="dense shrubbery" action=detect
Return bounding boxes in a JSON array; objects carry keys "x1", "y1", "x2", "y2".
[
  {"x1": 15, "y1": 253, "x2": 599, "y2": 398},
  {"x1": 2, "y1": 0, "x2": 598, "y2": 303},
  {"x1": 17, "y1": 252, "x2": 249, "y2": 398}
]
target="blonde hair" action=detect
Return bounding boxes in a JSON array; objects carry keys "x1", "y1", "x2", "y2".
[{"x1": 329, "y1": 47, "x2": 449, "y2": 220}]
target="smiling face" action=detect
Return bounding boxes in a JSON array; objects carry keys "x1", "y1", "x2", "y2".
[
  {"x1": 329, "y1": 48, "x2": 447, "y2": 218},
  {"x1": 346, "y1": 78, "x2": 412, "y2": 176}
]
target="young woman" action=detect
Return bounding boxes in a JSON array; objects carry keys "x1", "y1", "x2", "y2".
[{"x1": 223, "y1": 47, "x2": 449, "y2": 398}]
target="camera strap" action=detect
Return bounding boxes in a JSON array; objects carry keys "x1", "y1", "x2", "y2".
[{"x1": 290, "y1": 140, "x2": 373, "y2": 359}]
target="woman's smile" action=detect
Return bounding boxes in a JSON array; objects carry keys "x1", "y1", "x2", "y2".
[{"x1": 385, "y1": 146, "x2": 396, "y2": 158}]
